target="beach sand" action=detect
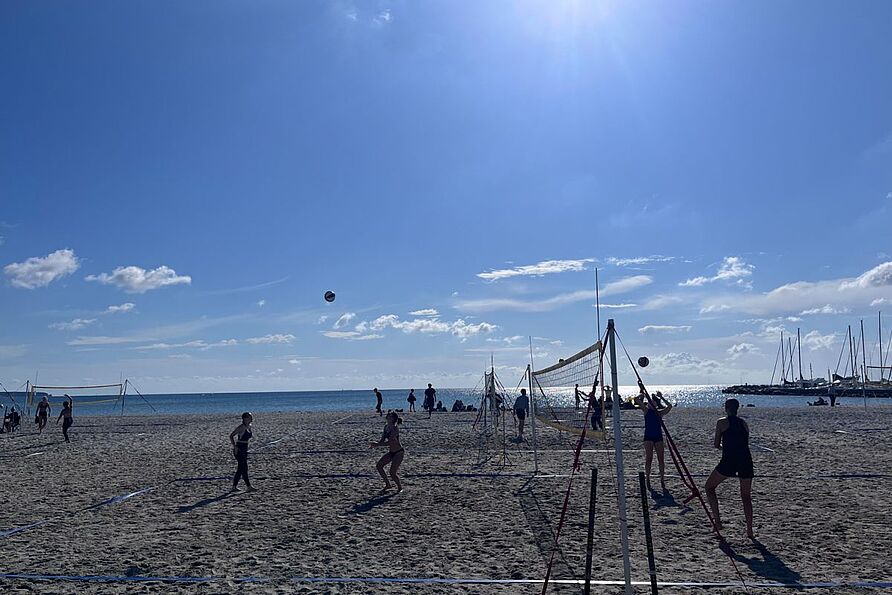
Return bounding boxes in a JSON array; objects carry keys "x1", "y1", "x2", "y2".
[{"x1": 1, "y1": 404, "x2": 890, "y2": 594}]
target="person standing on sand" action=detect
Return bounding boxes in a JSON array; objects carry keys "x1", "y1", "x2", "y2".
[
  {"x1": 56, "y1": 395, "x2": 73, "y2": 443},
  {"x1": 36, "y1": 396, "x2": 51, "y2": 434},
  {"x1": 424, "y1": 383, "x2": 436, "y2": 418},
  {"x1": 574, "y1": 384, "x2": 581, "y2": 410},
  {"x1": 407, "y1": 389, "x2": 416, "y2": 412},
  {"x1": 229, "y1": 412, "x2": 257, "y2": 493},
  {"x1": 374, "y1": 388, "x2": 383, "y2": 416},
  {"x1": 514, "y1": 389, "x2": 529, "y2": 441},
  {"x1": 705, "y1": 398, "x2": 754, "y2": 539},
  {"x1": 635, "y1": 391, "x2": 673, "y2": 491},
  {"x1": 370, "y1": 411, "x2": 405, "y2": 493}
]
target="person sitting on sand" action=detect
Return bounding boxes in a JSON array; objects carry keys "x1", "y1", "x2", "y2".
[
  {"x1": 56, "y1": 395, "x2": 73, "y2": 443},
  {"x1": 369, "y1": 411, "x2": 405, "y2": 493},
  {"x1": 635, "y1": 391, "x2": 672, "y2": 490},
  {"x1": 514, "y1": 389, "x2": 530, "y2": 441},
  {"x1": 229, "y1": 412, "x2": 257, "y2": 493},
  {"x1": 705, "y1": 398, "x2": 754, "y2": 539},
  {"x1": 35, "y1": 396, "x2": 51, "y2": 434},
  {"x1": 407, "y1": 389, "x2": 416, "y2": 412}
]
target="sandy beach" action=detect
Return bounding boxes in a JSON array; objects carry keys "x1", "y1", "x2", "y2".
[{"x1": 1, "y1": 404, "x2": 891, "y2": 594}]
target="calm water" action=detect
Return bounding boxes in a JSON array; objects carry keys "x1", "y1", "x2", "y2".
[{"x1": 18, "y1": 385, "x2": 891, "y2": 417}]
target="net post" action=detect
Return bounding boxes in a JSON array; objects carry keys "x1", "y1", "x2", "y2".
[
  {"x1": 583, "y1": 467, "x2": 598, "y2": 595},
  {"x1": 526, "y1": 363, "x2": 539, "y2": 475},
  {"x1": 607, "y1": 319, "x2": 633, "y2": 595},
  {"x1": 639, "y1": 471, "x2": 659, "y2": 595}
]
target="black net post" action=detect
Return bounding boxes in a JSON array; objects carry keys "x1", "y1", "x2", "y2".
[
  {"x1": 638, "y1": 471, "x2": 659, "y2": 594},
  {"x1": 583, "y1": 468, "x2": 598, "y2": 595}
]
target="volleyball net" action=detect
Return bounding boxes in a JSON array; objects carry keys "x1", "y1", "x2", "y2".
[
  {"x1": 531, "y1": 340, "x2": 604, "y2": 438},
  {"x1": 27, "y1": 383, "x2": 124, "y2": 413}
]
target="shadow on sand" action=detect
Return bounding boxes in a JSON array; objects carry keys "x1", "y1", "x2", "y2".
[
  {"x1": 733, "y1": 539, "x2": 802, "y2": 584},
  {"x1": 649, "y1": 487, "x2": 692, "y2": 513},
  {"x1": 177, "y1": 492, "x2": 236, "y2": 514},
  {"x1": 351, "y1": 493, "x2": 393, "y2": 514}
]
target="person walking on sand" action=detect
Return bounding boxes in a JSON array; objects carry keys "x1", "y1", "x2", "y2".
[
  {"x1": 423, "y1": 383, "x2": 436, "y2": 418},
  {"x1": 635, "y1": 390, "x2": 673, "y2": 491},
  {"x1": 229, "y1": 412, "x2": 257, "y2": 493},
  {"x1": 705, "y1": 398, "x2": 754, "y2": 539},
  {"x1": 369, "y1": 411, "x2": 405, "y2": 493},
  {"x1": 36, "y1": 396, "x2": 51, "y2": 434},
  {"x1": 514, "y1": 389, "x2": 530, "y2": 441},
  {"x1": 56, "y1": 395, "x2": 73, "y2": 443},
  {"x1": 407, "y1": 389, "x2": 417, "y2": 412},
  {"x1": 374, "y1": 388, "x2": 383, "y2": 416}
]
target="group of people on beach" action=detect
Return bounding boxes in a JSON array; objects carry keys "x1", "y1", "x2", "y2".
[{"x1": 226, "y1": 387, "x2": 754, "y2": 537}]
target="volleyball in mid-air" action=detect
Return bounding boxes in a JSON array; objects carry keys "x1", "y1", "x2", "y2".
[
  {"x1": 324, "y1": 291, "x2": 336, "y2": 303},
  {"x1": 638, "y1": 356, "x2": 649, "y2": 368}
]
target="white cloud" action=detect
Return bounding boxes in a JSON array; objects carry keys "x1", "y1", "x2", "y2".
[
  {"x1": 477, "y1": 259, "x2": 592, "y2": 281},
  {"x1": 288, "y1": 359, "x2": 301, "y2": 365},
  {"x1": 608, "y1": 255, "x2": 678, "y2": 267},
  {"x1": 680, "y1": 256, "x2": 754, "y2": 287},
  {"x1": 49, "y1": 318, "x2": 96, "y2": 331},
  {"x1": 872, "y1": 298, "x2": 890, "y2": 307},
  {"x1": 334, "y1": 313, "x2": 356, "y2": 329},
  {"x1": 106, "y1": 303, "x2": 136, "y2": 314},
  {"x1": 246, "y1": 334, "x2": 295, "y2": 345},
  {"x1": 373, "y1": 9, "x2": 392, "y2": 24},
  {"x1": 802, "y1": 331, "x2": 837, "y2": 351},
  {"x1": 322, "y1": 330, "x2": 383, "y2": 341},
  {"x1": 727, "y1": 343, "x2": 759, "y2": 360},
  {"x1": 367, "y1": 314, "x2": 496, "y2": 340},
  {"x1": 638, "y1": 325, "x2": 692, "y2": 334},
  {"x1": 257, "y1": 299, "x2": 266, "y2": 308},
  {"x1": 839, "y1": 261, "x2": 892, "y2": 290},
  {"x1": 649, "y1": 352, "x2": 722, "y2": 375},
  {"x1": 4, "y1": 249, "x2": 80, "y2": 289},
  {"x1": 86, "y1": 265, "x2": 191, "y2": 293},
  {"x1": 800, "y1": 305, "x2": 850, "y2": 315},
  {"x1": 410, "y1": 309, "x2": 439, "y2": 317},
  {"x1": 457, "y1": 276, "x2": 651, "y2": 313},
  {"x1": 598, "y1": 303, "x2": 638, "y2": 309},
  {"x1": 700, "y1": 261, "x2": 892, "y2": 316},
  {"x1": 317, "y1": 315, "x2": 329, "y2": 325},
  {"x1": 136, "y1": 339, "x2": 238, "y2": 351}
]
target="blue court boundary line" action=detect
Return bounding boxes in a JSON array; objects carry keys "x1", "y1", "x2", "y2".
[{"x1": 1, "y1": 573, "x2": 890, "y2": 589}]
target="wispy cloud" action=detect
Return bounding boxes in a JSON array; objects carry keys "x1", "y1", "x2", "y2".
[
  {"x1": 322, "y1": 330, "x2": 383, "y2": 341},
  {"x1": 334, "y1": 313, "x2": 356, "y2": 329},
  {"x1": 727, "y1": 343, "x2": 759, "y2": 360},
  {"x1": 410, "y1": 308, "x2": 439, "y2": 317},
  {"x1": 680, "y1": 256, "x2": 754, "y2": 288},
  {"x1": 800, "y1": 305, "x2": 850, "y2": 315},
  {"x1": 638, "y1": 325, "x2": 692, "y2": 334},
  {"x1": 5, "y1": 249, "x2": 80, "y2": 289},
  {"x1": 802, "y1": 331, "x2": 837, "y2": 351},
  {"x1": 86, "y1": 265, "x2": 191, "y2": 293},
  {"x1": 136, "y1": 339, "x2": 238, "y2": 351},
  {"x1": 477, "y1": 259, "x2": 592, "y2": 281},
  {"x1": 257, "y1": 299, "x2": 266, "y2": 308},
  {"x1": 246, "y1": 334, "x2": 295, "y2": 345},
  {"x1": 608, "y1": 255, "x2": 678, "y2": 267},
  {"x1": 49, "y1": 318, "x2": 96, "y2": 331},
  {"x1": 0, "y1": 344, "x2": 28, "y2": 358},
  {"x1": 699, "y1": 261, "x2": 892, "y2": 316},
  {"x1": 202, "y1": 276, "x2": 289, "y2": 296},
  {"x1": 106, "y1": 303, "x2": 136, "y2": 314},
  {"x1": 67, "y1": 314, "x2": 251, "y2": 346}
]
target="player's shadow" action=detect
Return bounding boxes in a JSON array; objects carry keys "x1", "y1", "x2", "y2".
[
  {"x1": 176, "y1": 492, "x2": 235, "y2": 514},
  {"x1": 733, "y1": 539, "x2": 802, "y2": 584},
  {"x1": 350, "y1": 493, "x2": 393, "y2": 514},
  {"x1": 649, "y1": 487, "x2": 691, "y2": 513}
]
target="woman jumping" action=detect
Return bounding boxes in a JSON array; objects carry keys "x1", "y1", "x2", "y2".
[
  {"x1": 56, "y1": 395, "x2": 73, "y2": 443},
  {"x1": 229, "y1": 412, "x2": 257, "y2": 492},
  {"x1": 635, "y1": 391, "x2": 672, "y2": 490},
  {"x1": 369, "y1": 411, "x2": 405, "y2": 493},
  {"x1": 705, "y1": 398, "x2": 754, "y2": 538}
]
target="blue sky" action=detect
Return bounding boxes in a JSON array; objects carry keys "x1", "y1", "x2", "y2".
[{"x1": 2, "y1": 1, "x2": 891, "y2": 392}]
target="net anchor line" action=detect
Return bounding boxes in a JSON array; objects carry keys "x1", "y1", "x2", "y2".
[{"x1": 613, "y1": 328, "x2": 749, "y2": 592}]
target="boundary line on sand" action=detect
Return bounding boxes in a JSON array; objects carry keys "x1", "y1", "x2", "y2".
[{"x1": 1, "y1": 573, "x2": 891, "y2": 589}]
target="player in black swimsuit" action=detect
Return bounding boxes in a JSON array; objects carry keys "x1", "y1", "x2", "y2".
[
  {"x1": 705, "y1": 398, "x2": 754, "y2": 538},
  {"x1": 36, "y1": 396, "x2": 51, "y2": 434},
  {"x1": 229, "y1": 412, "x2": 257, "y2": 492},
  {"x1": 56, "y1": 395, "x2": 73, "y2": 443},
  {"x1": 369, "y1": 411, "x2": 404, "y2": 493}
]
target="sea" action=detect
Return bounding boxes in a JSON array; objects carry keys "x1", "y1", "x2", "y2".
[{"x1": 13, "y1": 385, "x2": 892, "y2": 417}]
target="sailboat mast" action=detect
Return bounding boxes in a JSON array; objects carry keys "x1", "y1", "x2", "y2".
[
  {"x1": 797, "y1": 328, "x2": 804, "y2": 383},
  {"x1": 788, "y1": 337, "x2": 795, "y2": 383},
  {"x1": 879, "y1": 312, "x2": 884, "y2": 382},
  {"x1": 780, "y1": 332, "x2": 786, "y2": 383},
  {"x1": 860, "y1": 319, "x2": 868, "y2": 408},
  {"x1": 848, "y1": 325, "x2": 856, "y2": 381}
]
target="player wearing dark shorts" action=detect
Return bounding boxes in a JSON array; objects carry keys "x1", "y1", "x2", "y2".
[
  {"x1": 513, "y1": 389, "x2": 529, "y2": 441},
  {"x1": 705, "y1": 398, "x2": 754, "y2": 538},
  {"x1": 56, "y1": 395, "x2": 73, "y2": 443},
  {"x1": 36, "y1": 397, "x2": 51, "y2": 433},
  {"x1": 635, "y1": 392, "x2": 672, "y2": 490}
]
